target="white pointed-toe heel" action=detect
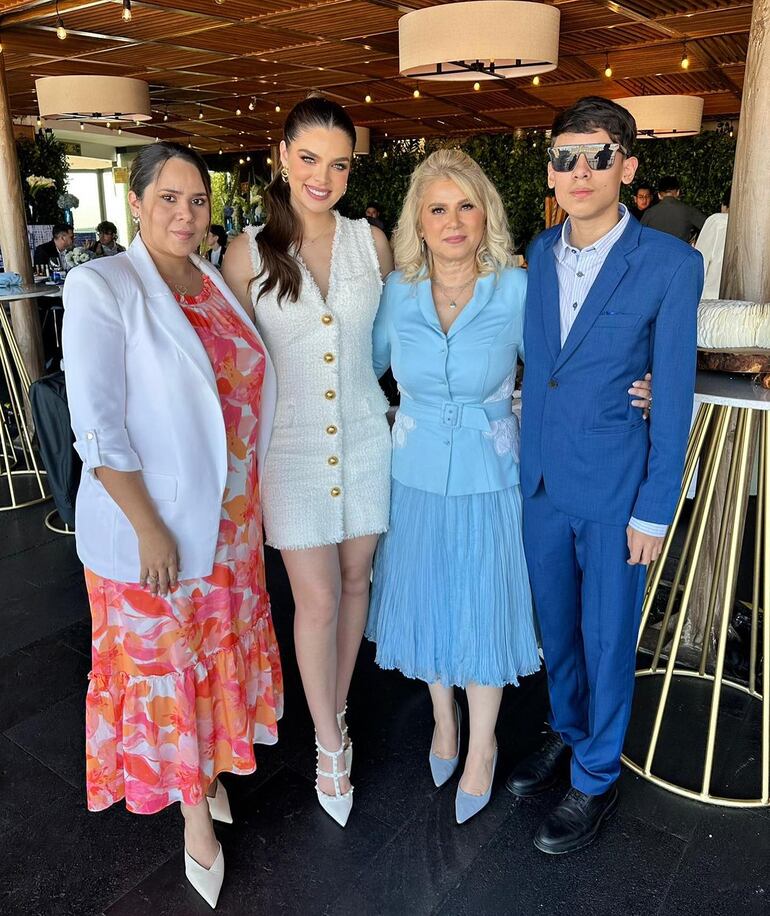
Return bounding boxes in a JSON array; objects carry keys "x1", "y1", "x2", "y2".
[
  {"x1": 315, "y1": 734, "x2": 354, "y2": 827},
  {"x1": 206, "y1": 780, "x2": 233, "y2": 825},
  {"x1": 185, "y1": 843, "x2": 225, "y2": 909},
  {"x1": 337, "y1": 704, "x2": 353, "y2": 774}
]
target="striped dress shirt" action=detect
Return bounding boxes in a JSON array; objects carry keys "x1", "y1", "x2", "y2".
[{"x1": 553, "y1": 205, "x2": 666, "y2": 538}]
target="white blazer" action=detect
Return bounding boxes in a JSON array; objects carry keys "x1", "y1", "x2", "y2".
[{"x1": 62, "y1": 234, "x2": 276, "y2": 582}]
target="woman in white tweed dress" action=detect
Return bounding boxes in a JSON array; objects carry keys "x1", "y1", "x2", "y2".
[{"x1": 224, "y1": 96, "x2": 392, "y2": 827}]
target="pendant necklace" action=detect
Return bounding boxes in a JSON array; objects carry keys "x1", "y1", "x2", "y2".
[{"x1": 433, "y1": 275, "x2": 476, "y2": 309}]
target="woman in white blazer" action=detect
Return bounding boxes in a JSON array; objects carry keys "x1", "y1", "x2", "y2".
[{"x1": 62, "y1": 142, "x2": 282, "y2": 909}]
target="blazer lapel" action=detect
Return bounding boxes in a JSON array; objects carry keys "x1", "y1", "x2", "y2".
[
  {"x1": 447, "y1": 272, "x2": 497, "y2": 338},
  {"x1": 552, "y1": 221, "x2": 637, "y2": 372},
  {"x1": 417, "y1": 278, "x2": 443, "y2": 334},
  {"x1": 125, "y1": 236, "x2": 219, "y2": 400},
  {"x1": 540, "y1": 236, "x2": 561, "y2": 364}
]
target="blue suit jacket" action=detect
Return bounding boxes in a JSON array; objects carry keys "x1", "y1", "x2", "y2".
[{"x1": 520, "y1": 218, "x2": 703, "y2": 527}]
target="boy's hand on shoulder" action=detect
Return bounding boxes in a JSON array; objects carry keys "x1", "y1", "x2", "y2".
[{"x1": 627, "y1": 527, "x2": 663, "y2": 566}]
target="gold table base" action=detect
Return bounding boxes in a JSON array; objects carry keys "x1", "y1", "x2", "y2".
[
  {"x1": 0, "y1": 302, "x2": 49, "y2": 511},
  {"x1": 622, "y1": 396, "x2": 769, "y2": 807},
  {"x1": 44, "y1": 509, "x2": 74, "y2": 535}
]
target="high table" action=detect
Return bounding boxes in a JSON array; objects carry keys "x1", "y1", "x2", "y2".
[
  {"x1": 623, "y1": 371, "x2": 769, "y2": 807},
  {"x1": 0, "y1": 282, "x2": 61, "y2": 511}
]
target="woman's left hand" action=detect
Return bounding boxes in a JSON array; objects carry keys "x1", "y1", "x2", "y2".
[{"x1": 629, "y1": 372, "x2": 652, "y2": 419}]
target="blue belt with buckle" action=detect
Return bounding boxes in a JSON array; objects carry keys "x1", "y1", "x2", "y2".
[{"x1": 398, "y1": 394, "x2": 512, "y2": 432}]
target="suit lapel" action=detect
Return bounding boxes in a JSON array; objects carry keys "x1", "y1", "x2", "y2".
[
  {"x1": 446, "y1": 272, "x2": 496, "y2": 338},
  {"x1": 417, "y1": 278, "x2": 443, "y2": 334},
  {"x1": 552, "y1": 218, "x2": 638, "y2": 373},
  {"x1": 540, "y1": 234, "x2": 561, "y2": 364}
]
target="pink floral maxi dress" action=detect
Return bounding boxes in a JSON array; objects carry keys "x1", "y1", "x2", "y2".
[{"x1": 84, "y1": 276, "x2": 283, "y2": 814}]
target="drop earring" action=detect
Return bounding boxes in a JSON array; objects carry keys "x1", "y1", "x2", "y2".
[{"x1": 280, "y1": 166, "x2": 289, "y2": 183}]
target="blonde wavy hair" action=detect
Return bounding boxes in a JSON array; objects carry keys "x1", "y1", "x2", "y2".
[{"x1": 393, "y1": 148, "x2": 513, "y2": 283}]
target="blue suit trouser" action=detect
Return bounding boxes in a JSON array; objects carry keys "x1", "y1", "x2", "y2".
[{"x1": 523, "y1": 484, "x2": 645, "y2": 795}]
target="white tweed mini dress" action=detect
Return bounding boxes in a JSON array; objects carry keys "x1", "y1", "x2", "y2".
[{"x1": 245, "y1": 212, "x2": 391, "y2": 550}]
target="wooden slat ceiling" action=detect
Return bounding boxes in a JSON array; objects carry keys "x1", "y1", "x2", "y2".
[{"x1": 0, "y1": 0, "x2": 751, "y2": 153}]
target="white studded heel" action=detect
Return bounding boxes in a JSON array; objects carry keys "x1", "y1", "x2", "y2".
[
  {"x1": 315, "y1": 734, "x2": 354, "y2": 827},
  {"x1": 336, "y1": 704, "x2": 353, "y2": 774}
]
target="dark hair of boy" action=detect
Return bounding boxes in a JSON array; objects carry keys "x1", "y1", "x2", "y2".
[{"x1": 551, "y1": 96, "x2": 637, "y2": 151}]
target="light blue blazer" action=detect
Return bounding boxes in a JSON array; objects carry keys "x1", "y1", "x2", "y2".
[{"x1": 373, "y1": 268, "x2": 527, "y2": 497}]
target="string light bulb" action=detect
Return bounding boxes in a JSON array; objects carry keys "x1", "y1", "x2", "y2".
[
  {"x1": 604, "y1": 54, "x2": 612, "y2": 78},
  {"x1": 473, "y1": 82, "x2": 481, "y2": 91},
  {"x1": 532, "y1": 75, "x2": 540, "y2": 86},
  {"x1": 36, "y1": 117, "x2": 42, "y2": 129},
  {"x1": 275, "y1": 104, "x2": 281, "y2": 113},
  {"x1": 246, "y1": 155, "x2": 251, "y2": 162},
  {"x1": 219, "y1": 148, "x2": 223, "y2": 155},
  {"x1": 681, "y1": 44, "x2": 690, "y2": 69},
  {"x1": 266, "y1": 156, "x2": 272, "y2": 164},
  {"x1": 163, "y1": 111, "x2": 169, "y2": 122},
  {"x1": 122, "y1": 0, "x2": 132, "y2": 22},
  {"x1": 248, "y1": 98, "x2": 255, "y2": 111},
  {"x1": 56, "y1": 21, "x2": 67, "y2": 39},
  {"x1": 239, "y1": 158, "x2": 244, "y2": 165},
  {"x1": 106, "y1": 120, "x2": 112, "y2": 129},
  {"x1": 187, "y1": 141, "x2": 192, "y2": 148},
  {"x1": 365, "y1": 94, "x2": 372, "y2": 103},
  {"x1": 79, "y1": 122, "x2": 85, "y2": 130},
  {"x1": 413, "y1": 89, "x2": 420, "y2": 98},
  {"x1": 198, "y1": 107, "x2": 204, "y2": 120},
  {"x1": 235, "y1": 106, "x2": 241, "y2": 116}
]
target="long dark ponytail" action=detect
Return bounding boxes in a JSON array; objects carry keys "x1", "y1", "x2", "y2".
[{"x1": 255, "y1": 95, "x2": 356, "y2": 305}]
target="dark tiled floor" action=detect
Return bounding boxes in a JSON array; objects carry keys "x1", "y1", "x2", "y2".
[{"x1": 1, "y1": 501, "x2": 767, "y2": 916}]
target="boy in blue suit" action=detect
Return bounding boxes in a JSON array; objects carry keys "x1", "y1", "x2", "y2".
[{"x1": 508, "y1": 97, "x2": 703, "y2": 854}]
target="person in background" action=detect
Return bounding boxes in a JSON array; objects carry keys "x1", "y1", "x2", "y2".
[
  {"x1": 629, "y1": 182, "x2": 654, "y2": 222},
  {"x1": 695, "y1": 187, "x2": 731, "y2": 299},
  {"x1": 365, "y1": 202, "x2": 386, "y2": 232},
  {"x1": 641, "y1": 175, "x2": 705, "y2": 243},
  {"x1": 63, "y1": 141, "x2": 282, "y2": 909},
  {"x1": 87, "y1": 221, "x2": 125, "y2": 257},
  {"x1": 34, "y1": 223, "x2": 73, "y2": 269},
  {"x1": 206, "y1": 224, "x2": 228, "y2": 269}
]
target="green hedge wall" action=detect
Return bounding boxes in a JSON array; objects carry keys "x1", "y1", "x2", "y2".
[{"x1": 340, "y1": 131, "x2": 736, "y2": 251}]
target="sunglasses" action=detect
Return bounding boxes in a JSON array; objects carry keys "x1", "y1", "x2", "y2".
[{"x1": 547, "y1": 143, "x2": 628, "y2": 173}]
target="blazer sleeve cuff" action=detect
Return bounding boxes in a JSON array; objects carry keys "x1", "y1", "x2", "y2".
[{"x1": 73, "y1": 426, "x2": 142, "y2": 474}]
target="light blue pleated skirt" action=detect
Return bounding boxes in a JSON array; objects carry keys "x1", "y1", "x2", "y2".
[{"x1": 366, "y1": 480, "x2": 541, "y2": 689}]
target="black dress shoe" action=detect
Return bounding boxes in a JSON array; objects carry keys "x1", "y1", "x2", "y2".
[
  {"x1": 533, "y1": 785, "x2": 619, "y2": 855},
  {"x1": 505, "y1": 727, "x2": 569, "y2": 797}
]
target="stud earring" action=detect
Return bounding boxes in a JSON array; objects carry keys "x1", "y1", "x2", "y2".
[
  {"x1": 132, "y1": 214, "x2": 140, "y2": 226},
  {"x1": 280, "y1": 166, "x2": 289, "y2": 183}
]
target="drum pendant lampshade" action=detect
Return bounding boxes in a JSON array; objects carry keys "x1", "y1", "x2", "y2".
[
  {"x1": 354, "y1": 126, "x2": 370, "y2": 155},
  {"x1": 617, "y1": 95, "x2": 704, "y2": 138},
  {"x1": 399, "y1": 1, "x2": 560, "y2": 81},
  {"x1": 35, "y1": 75, "x2": 152, "y2": 123}
]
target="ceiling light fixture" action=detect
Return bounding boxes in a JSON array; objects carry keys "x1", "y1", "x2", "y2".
[
  {"x1": 55, "y1": 0, "x2": 67, "y2": 39},
  {"x1": 681, "y1": 43, "x2": 690, "y2": 70},
  {"x1": 399, "y1": 1, "x2": 560, "y2": 83},
  {"x1": 604, "y1": 53, "x2": 612, "y2": 78}
]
